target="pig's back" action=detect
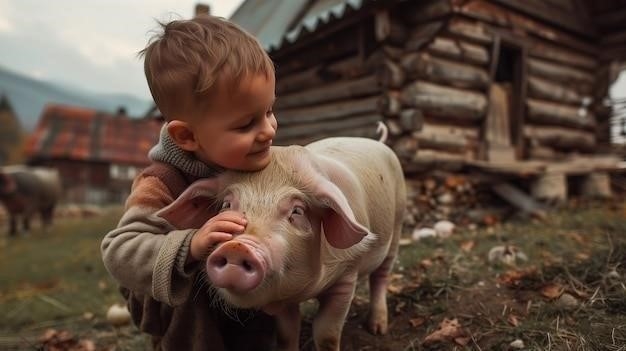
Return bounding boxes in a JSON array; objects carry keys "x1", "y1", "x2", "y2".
[
  {"x1": 305, "y1": 137, "x2": 401, "y2": 178},
  {"x1": 305, "y1": 137, "x2": 405, "y2": 268}
]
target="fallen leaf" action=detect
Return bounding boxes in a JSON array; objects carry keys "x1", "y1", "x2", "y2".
[
  {"x1": 460, "y1": 240, "x2": 475, "y2": 252},
  {"x1": 395, "y1": 300, "x2": 406, "y2": 313},
  {"x1": 419, "y1": 259, "x2": 433, "y2": 270},
  {"x1": 423, "y1": 318, "x2": 467, "y2": 346},
  {"x1": 454, "y1": 336, "x2": 471, "y2": 346},
  {"x1": 409, "y1": 317, "x2": 426, "y2": 328},
  {"x1": 575, "y1": 252, "x2": 590, "y2": 261},
  {"x1": 498, "y1": 268, "x2": 538, "y2": 287},
  {"x1": 564, "y1": 231, "x2": 586, "y2": 244},
  {"x1": 483, "y1": 214, "x2": 498, "y2": 226},
  {"x1": 507, "y1": 314, "x2": 520, "y2": 327},
  {"x1": 540, "y1": 283, "x2": 564, "y2": 299}
]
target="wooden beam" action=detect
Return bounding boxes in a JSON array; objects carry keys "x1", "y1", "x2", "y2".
[
  {"x1": 402, "y1": 52, "x2": 490, "y2": 89},
  {"x1": 402, "y1": 0, "x2": 452, "y2": 24},
  {"x1": 276, "y1": 51, "x2": 384, "y2": 94},
  {"x1": 527, "y1": 76, "x2": 585, "y2": 105},
  {"x1": 480, "y1": 0, "x2": 595, "y2": 38},
  {"x1": 526, "y1": 98, "x2": 596, "y2": 129},
  {"x1": 405, "y1": 21, "x2": 446, "y2": 51},
  {"x1": 278, "y1": 96, "x2": 380, "y2": 125},
  {"x1": 527, "y1": 41, "x2": 596, "y2": 70},
  {"x1": 277, "y1": 113, "x2": 381, "y2": 140},
  {"x1": 447, "y1": 18, "x2": 494, "y2": 44},
  {"x1": 491, "y1": 182, "x2": 547, "y2": 219},
  {"x1": 402, "y1": 81, "x2": 487, "y2": 121},
  {"x1": 523, "y1": 124, "x2": 596, "y2": 150},
  {"x1": 275, "y1": 75, "x2": 381, "y2": 110},
  {"x1": 527, "y1": 58, "x2": 594, "y2": 85},
  {"x1": 426, "y1": 36, "x2": 490, "y2": 66}
]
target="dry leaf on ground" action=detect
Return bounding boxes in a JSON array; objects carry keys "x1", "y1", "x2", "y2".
[
  {"x1": 540, "y1": 283, "x2": 564, "y2": 299},
  {"x1": 423, "y1": 318, "x2": 469, "y2": 346}
]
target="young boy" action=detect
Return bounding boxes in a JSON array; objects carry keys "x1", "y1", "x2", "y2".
[{"x1": 101, "y1": 14, "x2": 277, "y2": 351}]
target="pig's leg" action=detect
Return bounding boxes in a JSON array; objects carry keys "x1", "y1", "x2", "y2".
[
  {"x1": 367, "y1": 254, "x2": 394, "y2": 334},
  {"x1": 313, "y1": 275, "x2": 357, "y2": 351},
  {"x1": 275, "y1": 303, "x2": 301, "y2": 351},
  {"x1": 9, "y1": 215, "x2": 17, "y2": 236}
]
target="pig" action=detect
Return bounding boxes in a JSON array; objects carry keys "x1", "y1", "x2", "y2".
[
  {"x1": 156, "y1": 137, "x2": 406, "y2": 351},
  {"x1": 0, "y1": 166, "x2": 62, "y2": 236}
]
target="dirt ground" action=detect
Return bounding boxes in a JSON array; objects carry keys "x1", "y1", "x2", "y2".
[{"x1": 1, "y1": 198, "x2": 625, "y2": 350}]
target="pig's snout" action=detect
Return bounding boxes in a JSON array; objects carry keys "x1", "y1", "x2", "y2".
[{"x1": 206, "y1": 241, "x2": 265, "y2": 293}]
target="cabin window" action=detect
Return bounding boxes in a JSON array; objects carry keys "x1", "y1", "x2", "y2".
[
  {"x1": 610, "y1": 69, "x2": 626, "y2": 144},
  {"x1": 109, "y1": 164, "x2": 138, "y2": 180}
]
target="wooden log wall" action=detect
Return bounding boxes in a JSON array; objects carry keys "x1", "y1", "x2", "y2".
[
  {"x1": 271, "y1": 0, "x2": 602, "y2": 168},
  {"x1": 385, "y1": 0, "x2": 491, "y2": 170},
  {"x1": 272, "y1": 24, "x2": 386, "y2": 146},
  {"x1": 450, "y1": 0, "x2": 600, "y2": 159}
]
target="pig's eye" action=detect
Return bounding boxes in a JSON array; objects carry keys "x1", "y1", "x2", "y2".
[
  {"x1": 220, "y1": 201, "x2": 231, "y2": 211},
  {"x1": 290, "y1": 206, "x2": 305, "y2": 217}
]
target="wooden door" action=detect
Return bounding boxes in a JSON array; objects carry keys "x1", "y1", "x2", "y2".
[{"x1": 484, "y1": 36, "x2": 526, "y2": 162}]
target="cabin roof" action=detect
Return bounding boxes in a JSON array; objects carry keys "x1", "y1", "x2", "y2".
[
  {"x1": 231, "y1": 0, "x2": 626, "y2": 59},
  {"x1": 24, "y1": 104, "x2": 163, "y2": 165},
  {"x1": 230, "y1": 0, "x2": 378, "y2": 52}
]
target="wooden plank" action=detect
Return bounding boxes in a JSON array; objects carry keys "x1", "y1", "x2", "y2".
[
  {"x1": 377, "y1": 60, "x2": 405, "y2": 89},
  {"x1": 527, "y1": 76, "x2": 585, "y2": 105},
  {"x1": 527, "y1": 58, "x2": 594, "y2": 86},
  {"x1": 276, "y1": 51, "x2": 384, "y2": 94},
  {"x1": 402, "y1": 81, "x2": 487, "y2": 121},
  {"x1": 426, "y1": 36, "x2": 490, "y2": 66},
  {"x1": 419, "y1": 122, "x2": 480, "y2": 139},
  {"x1": 475, "y1": 0, "x2": 594, "y2": 39},
  {"x1": 275, "y1": 75, "x2": 381, "y2": 110},
  {"x1": 278, "y1": 96, "x2": 380, "y2": 125},
  {"x1": 527, "y1": 42, "x2": 597, "y2": 70},
  {"x1": 491, "y1": 182, "x2": 547, "y2": 219},
  {"x1": 405, "y1": 149, "x2": 469, "y2": 173},
  {"x1": 401, "y1": 52, "x2": 490, "y2": 89},
  {"x1": 405, "y1": 21, "x2": 446, "y2": 51},
  {"x1": 276, "y1": 113, "x2": 381, "y2": 140},
  {"x1": 526, "y1": 98, "x2": 596, "y2": 129},
  {"x1": 447, "y1": 18, "x2": 494, "y2": 44},
  {"x1": 523, "y1": 124, "x2": 596, "y2": 150},
  {"x1": 403, "y1": 0, "x2": 452, "y2": 24},
  {"x1": 277, "y1": 125, "x2": 378, "y2": 146}
]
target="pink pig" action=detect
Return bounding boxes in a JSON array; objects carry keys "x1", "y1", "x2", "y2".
[{"x1": 156, "y1": 137, "x2": 406, "y2": 351}]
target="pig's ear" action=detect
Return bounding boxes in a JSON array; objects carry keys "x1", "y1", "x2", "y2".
[
  {"x1": 155, "y1": 178, "x2": 221, "y2": 229},
  {"x1": 315, "y1": 180, "x2": 370, "y2": 249}
]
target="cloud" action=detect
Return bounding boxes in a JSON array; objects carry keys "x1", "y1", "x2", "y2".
[
  {"x1": 0, "y1": 0, "x2": 15, "y2": 33},
  {"x1": 0, "y1": 0, "x2": 243, "y2": 99}
]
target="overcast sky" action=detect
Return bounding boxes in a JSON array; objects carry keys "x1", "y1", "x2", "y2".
[
  {"x1": 0, "y1": 0, "x2": 243, "y2": 100},
  {"x1": 0, "y1": 0, "x2": 624, "y2": 102}
]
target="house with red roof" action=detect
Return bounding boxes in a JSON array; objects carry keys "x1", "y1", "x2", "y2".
[{"x1": 24, "y1": 104, "x2": 163, "y2": 204}]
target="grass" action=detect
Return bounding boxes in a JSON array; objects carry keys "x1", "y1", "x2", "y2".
[
  {"x1": 0, "y1": 207, "x2": 148, "y2": 350},
  {"x1": 0, "y1": 200, "x2": 625, "y2": 350}
]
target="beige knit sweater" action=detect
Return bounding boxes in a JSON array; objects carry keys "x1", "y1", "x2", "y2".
[{"x1": 101, "y1": 125, "x2": 275, "y2": 350}]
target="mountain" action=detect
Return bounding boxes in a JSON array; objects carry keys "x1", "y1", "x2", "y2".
[{"x1": 0, "y1": 65, "x2": 153, "y2": 131}]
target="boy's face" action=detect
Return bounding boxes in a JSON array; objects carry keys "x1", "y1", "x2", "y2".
[{"x1": 174, "y1": 74, "x2": 277, "y2": 171}]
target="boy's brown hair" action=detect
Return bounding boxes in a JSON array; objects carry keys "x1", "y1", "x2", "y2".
[{"x1": 140, "y1": 15, "x2": 275, "y2": 121}]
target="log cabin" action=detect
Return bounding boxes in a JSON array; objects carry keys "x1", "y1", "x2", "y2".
[{"x1": 230, "y1": 0, "x2": 626, "y2": 201}]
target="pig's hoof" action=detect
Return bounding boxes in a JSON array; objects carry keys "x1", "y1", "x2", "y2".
[{"x1": 367, "y1": 317, "x2": 389, "y2": 335}]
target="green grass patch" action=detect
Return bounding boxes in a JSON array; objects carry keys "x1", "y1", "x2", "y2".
[{"x1": 1, "y1": 200, "x2": 625, "y2": 350}]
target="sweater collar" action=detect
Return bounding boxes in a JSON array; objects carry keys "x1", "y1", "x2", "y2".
[{"x1": 148, "y1": 124, "x2": 224, "y2": 178}]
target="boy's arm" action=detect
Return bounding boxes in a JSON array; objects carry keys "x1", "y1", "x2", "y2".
[{"x1": 101, "y1": 174, "x2": 200, "y2": 306}]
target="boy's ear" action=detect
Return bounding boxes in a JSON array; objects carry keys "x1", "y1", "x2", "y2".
[{"x1": 167, "y1": 120, "x2": 198, "y2": 151}]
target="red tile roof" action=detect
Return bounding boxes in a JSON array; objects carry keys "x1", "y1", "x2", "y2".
[{"x1": 25, "y1": 104, "x2": 164, "y2": 165}]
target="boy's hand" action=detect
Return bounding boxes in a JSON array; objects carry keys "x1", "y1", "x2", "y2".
[{"x1": 187, "y1": 210, "x2": 247, "y2": 264}]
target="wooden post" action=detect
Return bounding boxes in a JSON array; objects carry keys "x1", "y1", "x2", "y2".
[
  {"x1": 531, "y1": 172, "x2": 567, "y2": 202},
  {"x1": 579, "y1": 172, "x2": 612, "y2": 198}
]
